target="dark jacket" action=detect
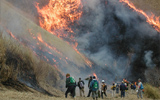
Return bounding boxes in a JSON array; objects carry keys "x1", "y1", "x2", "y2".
[
  {"x1": 120, "y1": 83, "x2": 126, "y2": 91},
  {"x1": 88, "y1": 78, "x2": 92, "y2": 87},
  {"x1": 78, "y1": 80, "x2": 85, "y2": 89},
  {"x1": 66, "y1": 77, "x2": 76, "y2": 88},
  {"x1": 89, "y1": 79, "x2": 99, "y2": 91}
]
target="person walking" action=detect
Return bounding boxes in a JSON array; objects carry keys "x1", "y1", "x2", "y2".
[
  {"x1": 137, "y1": 78, "x2": 143, "y2": 99},
  {"x1": 87, "y1": 76, "x2": 93, "y2": 97},
  {"x1": 78, "y1": 78, "x2": 85, "y2": 97},
  {"x1": 101, "y1": 80, "x2": 107, "y2": 99},
  {"x1": 65, "y1": 73, "x2": 76, "y2": 98},
  {"x1": 111, "y1": 83, "x2": 116, "y2": 97},
  {"x1": 89, "y1": 76, "x2": 99, "y2": 100},
  {"x1": 120, "y1": 81, "x2": 126, "y2": 98}
]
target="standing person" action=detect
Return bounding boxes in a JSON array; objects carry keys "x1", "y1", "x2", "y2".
[
  {"x1": 111, "y1": 83, "x2": 116, "y2": 97},
  {"x1": 87, "y1": 76, "x2": 93, "y2": 97},
  {"x1": 116, "y1": 83, "x2": 119, "y2": 94},
  {"x1": 65, "y1": 73, "x2": 76, "y2": 98},
  {"x1": 90, "y1": 76, "x2": 99, "y2": 100},
  {"x1": 78, "y1": 78, "x2": 85, "y2": 97},
  {"x1": 125, "y1": 83, "x2": 128, "y2": 97},
  {"x1": 137, "y1": 78, "x2": 143, "y2": 99},
  {"x1": 130, "y1": 83, "x2": 134, "y2": 94},
  {"x1": 101, "y1": 80, "x2": 107, "y2": 99},
  {"x1": 133, "y1": 82, "x2": 137, "y2": 91},
  {"x1": 120, "y1": 81, "x2": 126, "y2": 98},
  {"x1": 131, "y1": 82, "x2": 136, "y2": 94}
]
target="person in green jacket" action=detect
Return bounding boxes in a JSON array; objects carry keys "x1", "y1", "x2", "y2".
[{"x1": 65, "y1": 73, "x2": 76, "y2": 98}]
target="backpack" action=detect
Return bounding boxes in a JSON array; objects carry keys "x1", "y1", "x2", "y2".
[
  {"x1": 70, "y1": 77, "x2": 75, "y2": 84},
  {"x1": 112, "y1": 85, "x2": 116, "y2": 90},
  {"x1": 116, "y1": 85, "x2": 119, "y2": 88},
  {"x1": 80, "y1": 81, "x2": 84, "y2": 88},
  {"x1": 133, "y1": 85, "x2": 136, "y2": 89},
  {"x1": 93, "y1": 81, "x2": 98, "y2": 89},
  {"x1": 125, "y1": 86, "x2": 128, "y2": 90},
  {"x1": 140, "y1": 83, "x2": 144, "y2": 89}
]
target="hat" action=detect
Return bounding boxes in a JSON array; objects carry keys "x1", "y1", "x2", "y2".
[
  {"x1": 122, "y1": 81, "x2": 124, "y2": 83},
  {"x1": 138, "y1": 78, "x2": 141, "y2": 81},
  {"x1": 102, "y1": 80, "x2": 105, "y2": 83},
  {"x1": 93, "y1": 76, "x2": 96, "y2": 79}
]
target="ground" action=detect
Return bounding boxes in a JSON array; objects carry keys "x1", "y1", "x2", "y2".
[{"x1": 0, "y1": 86, "x2": 151, "y2": 100}]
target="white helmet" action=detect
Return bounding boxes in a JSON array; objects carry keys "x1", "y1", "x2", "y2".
[{"x1": 102, "y1": 80, "x2": 105, "y2": 83}]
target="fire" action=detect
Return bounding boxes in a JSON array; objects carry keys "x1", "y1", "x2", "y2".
[
  {"x1": 35, "y1": 0, "x2": 82, "y2": 38},
  {"x1": 120, "y1": 0, "x2": 160, "y2": 32},
  {"x1": 35, "y1": 0, "x2": 93, "y2": 68},
  {"x1": 93, "y1": 73, "x2": 98, "y2": 80},
  {"x1": 37, "y1": 34, "x2": 62, "y2": 56}
]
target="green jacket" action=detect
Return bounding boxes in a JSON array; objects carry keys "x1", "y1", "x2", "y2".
[{"x1": 66, "y1": 77, "x2": 76, "y2": 88}]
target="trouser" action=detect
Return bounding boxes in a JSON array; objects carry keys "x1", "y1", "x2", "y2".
[
  {"x1": 125, "y1": 90, "x2": 128, "y2": 97},
  {"x1": 112, "y1": 90, "x2": 115, "y2": 97},
  {"x1": 116, "y1": 89, "x2": 119, "y2": 94},
  {"x1": 80, "y1": 87, "x2": 85, "y2": 97},
  {"x1": 87, "y1": 89, "x2": 92, "y2": 97},
  {"x1": 137, "y1": 89, "x2": 143, "y2": 99},
  {"x1": 121, "y1": 91, "x2": 125, "y2": 98},
  {"x1": 101, "y1": 91, "x2": 107, "y2": 99},
  {"x1": 131, "y1": 89, "x2": 134, "y2": 94},
  {"x1": 92, "y1": 90, "x2": 98, "y2": 100},
  {"x1": 65, "y1": 86, "x2": 76, "y2": 98}
]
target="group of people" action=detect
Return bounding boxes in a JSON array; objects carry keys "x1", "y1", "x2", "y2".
[
  {"x1": 65, "y1": 74, "x2": 100, "y2": 100},
  {"x1": 111, "y1": 78, "x2": 143, "y2": 99},
  {"x1": 65, "y1": 73, "x2": 144, "y2": 100}
]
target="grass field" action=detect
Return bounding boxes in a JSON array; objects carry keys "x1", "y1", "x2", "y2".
[
  {"x1": 129, "y1": 0, "x2": 160, "y2": 16},
  {"x1": 1, "y1": 85, "x2": 160, "y2": 100}
]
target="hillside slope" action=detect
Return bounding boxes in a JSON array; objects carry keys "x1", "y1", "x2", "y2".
[
  {"x1": 0, "y1": 0, "x2": 91, "y2": 76},
  {"x1": 130, "y1": 0, "x2": 160, "y2": 16}
]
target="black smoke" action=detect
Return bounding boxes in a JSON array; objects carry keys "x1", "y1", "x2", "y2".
[{"x1": 73, "y1": 0, "x2": 160, "y2": 82}]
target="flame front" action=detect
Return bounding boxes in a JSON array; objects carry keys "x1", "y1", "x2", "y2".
[
  {"x1": 35, "y1": 0, "x2": 92, "y2": 68},
  {"x1": 120, "y1": 0, "x2": 160, "y2": 32},
  {"x1": 35, "y1": 0, "x2": 82, "y2": 38}
]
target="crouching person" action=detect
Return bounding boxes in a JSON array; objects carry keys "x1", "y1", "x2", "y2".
[
  {"x1": 65, "y1": 73, "x2": 76, "y2": 98},
  {"x1": 90, "y1": 76, "x2": 99, "y2": 100}
]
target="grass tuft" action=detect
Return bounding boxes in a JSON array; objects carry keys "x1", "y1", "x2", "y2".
[{"x1": 144, "y1": 83, "x2": 160, "y2": 99}]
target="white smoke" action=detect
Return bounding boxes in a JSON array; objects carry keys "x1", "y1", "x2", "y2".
[{"x1": 144, "y1": 51, "x2": 155, "y2": 68}]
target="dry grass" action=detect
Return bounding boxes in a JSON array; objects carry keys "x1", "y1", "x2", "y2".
[
  {"x1": 144, "y1": 84, "x2": 160, "y2": 99},
  {"x1": 129, "y1": 0, "x2": 160, "y2": 16},
  {"x1": 0, "y1": 33, "x2": 64, "y2": 96}
]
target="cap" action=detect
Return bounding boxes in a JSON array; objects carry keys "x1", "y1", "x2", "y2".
[{"x1": 102, "y1": 80, "x2": 105, "y2": 83}]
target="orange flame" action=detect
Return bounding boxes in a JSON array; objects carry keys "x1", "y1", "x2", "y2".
[
  {"x1": 120, "y1": 0, "x2": 160, "y2": 32},
  {"x1": 37, "y1": 34, "x2": 62, "y2": 56},
  {"x1": 35, "y1": 0, "x2": 92, "y2": 68},
  {"x1": 93, "y1": 73, "x2": 98, "y2": 80},
  {"x1": 35, "y1": 0, "x2": 83, "y2": 38}
]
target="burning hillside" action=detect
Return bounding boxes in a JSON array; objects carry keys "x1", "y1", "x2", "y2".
[{"x1": 0, "y1": 0, "x2": 160, "y2": 90}]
